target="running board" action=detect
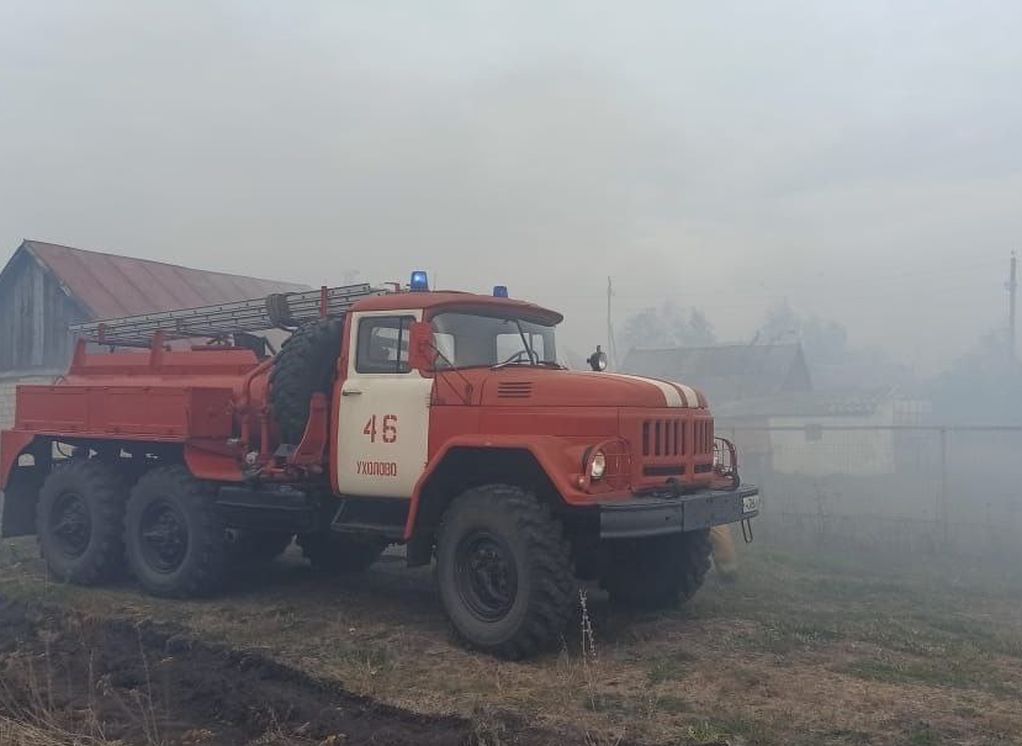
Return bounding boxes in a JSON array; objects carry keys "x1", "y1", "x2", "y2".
[
  {"x1": 329, "y1": 497, "x2": 408, "y2": 541},
  {"x1": 330, "y1": 521, "x2": 404, "y2": 540}
]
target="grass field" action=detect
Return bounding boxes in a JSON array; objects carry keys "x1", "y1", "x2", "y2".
[{"x1": 1, "y1": 536, "x2": 1020, "y2": 745}]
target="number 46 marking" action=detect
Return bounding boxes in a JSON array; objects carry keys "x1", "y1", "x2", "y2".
[{"x1": 362, "y1": 414, "x2": 398, "y2": 443}]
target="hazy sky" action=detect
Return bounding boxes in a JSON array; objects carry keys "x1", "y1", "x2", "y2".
[{"x1": 1, "y1": 1, "x2": 1020, "y2": 372}]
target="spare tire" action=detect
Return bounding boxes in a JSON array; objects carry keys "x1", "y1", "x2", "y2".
[{"x1": 269, "y1": 318, "x2": 343, "y2": 443}]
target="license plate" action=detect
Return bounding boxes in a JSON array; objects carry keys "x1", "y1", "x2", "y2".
[{"x1": 742, "y1": 493, "x2": 761, "y2": 515}]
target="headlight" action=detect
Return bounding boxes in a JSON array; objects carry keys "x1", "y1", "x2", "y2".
[{"x1": 589, "y1": 450, "x2": 607, "y2": 480}]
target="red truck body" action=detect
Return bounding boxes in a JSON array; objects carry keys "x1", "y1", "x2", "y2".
[{"x1": 0, "y1": 282, "x2": 758, "y2": 659}]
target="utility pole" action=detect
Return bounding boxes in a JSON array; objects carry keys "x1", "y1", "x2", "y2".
[
  {"x1": 1009, "y1": 252, "x2": 1018, "y2": 358},
  {"x1": 606, "y1": 276, "x2": 618, "y2": 370}
]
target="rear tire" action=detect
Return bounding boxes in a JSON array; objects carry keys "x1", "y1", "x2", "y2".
[
  {"x1": 297, "y1": 533, "x2": 386, "y2": 573},
  {"x1": 124, "y1": 466, "x2": 227, "y2": 597},
  {"x1": 435, "y1": 485, "x2": 576, "y2": 660},
  {"x1": 36, "y1": 459, "x2": 127, "y2": 584},
  {"x1": 269, "y1": 318, "x2": 343, "y2": 443},
  {"x1": 602, "y1": 530, "x2": 712, "y2": 609}
]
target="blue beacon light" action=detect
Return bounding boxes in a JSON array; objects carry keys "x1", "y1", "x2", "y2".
[
  {"x1": 410, "y1": 271, "x2": 429, "y2": 292},
  {"x1": 493, "y1": 285, "x2": 509, "y2": 298}
]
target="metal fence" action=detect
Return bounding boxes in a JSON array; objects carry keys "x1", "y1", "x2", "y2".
[{"x1": 722, "y1": 424, "x2": 1022, "y2": 562}]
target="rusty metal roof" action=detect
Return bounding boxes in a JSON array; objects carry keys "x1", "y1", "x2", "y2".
[{"x1": 18, "y1": 240, "x2": 309, "y2": 320}]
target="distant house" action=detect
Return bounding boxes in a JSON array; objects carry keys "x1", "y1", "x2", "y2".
[
  {"x1": 621, "y1": 344, "x2": 929, "y2": 478},
  {"x1": 713, "y1": 389, "x2": 930, "y2": 478},
  {"x1": 0, "y1": 239, "x2": 307, "y2": 427},
  {"x1": 622, "y1": 343, "x2": 812, "y2": 404}
]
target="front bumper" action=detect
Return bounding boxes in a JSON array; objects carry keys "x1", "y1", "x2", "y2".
[{"x1": 599, "y1": 484, "x2": 760, "y2": 539}]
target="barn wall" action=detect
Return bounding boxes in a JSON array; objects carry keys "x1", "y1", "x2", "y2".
[{"x1": 0, "y1": 252, "x2": 87, "y2": 373}]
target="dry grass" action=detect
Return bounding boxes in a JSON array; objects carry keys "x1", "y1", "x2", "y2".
[
  {"x1": 2, "y1": 537, "x2": 1021, "y2": 745},
  {"x1": 0, "y1": 716, "x2": 115, "y2": 746},
  {"x1": 0, "y1": 648, "x2": 113, "y2": 746}
]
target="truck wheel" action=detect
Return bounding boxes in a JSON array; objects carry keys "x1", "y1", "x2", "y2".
[
  {"x1": 227, "y1": 530, "x2": 293, "y2": 564},
  {"x1": 124, "y1": 466, "x2": 227, "y2": 597},
  {"x1": 36, "y1": 459, "x2": 127, "y2": 584},
  {"x1": 269, "y1": 318, "x2": 343, "y2": 443},
  {"x1": 297, "y1": 533, "x2": 386, "y2": 573},
  {"x1": 435, "y1": 485, "x2": 576, "y2": 660},
  {"x1": 602, "y1": 529, "x2": 712, "y2": 609}
]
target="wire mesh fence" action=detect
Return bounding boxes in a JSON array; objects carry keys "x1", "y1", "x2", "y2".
[{"x1": 723, "y1": 423, "x2": 1022, "y2": 562}]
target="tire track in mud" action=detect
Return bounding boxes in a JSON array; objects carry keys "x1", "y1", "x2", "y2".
[{"x1": 0, "y1": 597, "x2": 593, "y2": 745}]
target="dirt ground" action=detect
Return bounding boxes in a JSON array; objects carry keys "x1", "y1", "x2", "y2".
[{"x1": 1, "y1": 537, "x2": 1020, "y2": 746}]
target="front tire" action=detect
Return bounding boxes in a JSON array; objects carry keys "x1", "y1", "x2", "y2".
[
  {"x1": 602, "y1": 529, "x2": 712, "y2": 609},
  {"x1": 124, "y1": 466, "x2": 227, "y2": 597},
  {"x1": 36, "y1": 459, "x2": 127, "y2": 584},
  {"x1": 435, "y1": 485, "x2": 576, "y2": 660}
]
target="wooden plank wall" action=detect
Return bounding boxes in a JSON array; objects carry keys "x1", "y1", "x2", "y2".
[{"x1": 0, "y1": 253, "x2": 88, "y2": 373}]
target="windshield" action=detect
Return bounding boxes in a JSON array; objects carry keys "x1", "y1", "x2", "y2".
[{"x1": 430, "y1": 312, "x2": 558, "y2": 368}]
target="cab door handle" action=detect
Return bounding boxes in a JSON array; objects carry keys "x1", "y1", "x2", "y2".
[{"x1": 342, "y1": 388, "x2": 363, "y2": 396}]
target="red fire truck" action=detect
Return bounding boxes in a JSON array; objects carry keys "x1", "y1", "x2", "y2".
[{"x1": 0, "y1": 274, "x2": 758, "y2": 659}]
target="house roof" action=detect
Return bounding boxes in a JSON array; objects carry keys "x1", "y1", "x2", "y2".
[
  {"x1": 622, "y1": 343, "x2": 812, "y2": 403},
  {"x1": 11, "y1": 240, "x2": 308, "y2": 320}
]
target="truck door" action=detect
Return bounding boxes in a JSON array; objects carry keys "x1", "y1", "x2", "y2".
[{"x1": 336, "y1": 311, "x2": 433, "y2": 497}]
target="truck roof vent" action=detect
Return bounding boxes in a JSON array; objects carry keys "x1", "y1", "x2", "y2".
[{"x1": 496, "y1": 381, "x2": 533, "y2": 399}]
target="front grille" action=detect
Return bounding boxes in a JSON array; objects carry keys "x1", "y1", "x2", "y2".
[
  {"x1": 641, "y1": 418, "x2": 714, "y2": 456},
  {"x1": 693, "y1": 419, "x2": 713, "y2": 453},
  {"x1": 642, "y1": 418, "x2": 683, "y2": 457},
  {"x1": 633, "y1": 413, "x2": 714, "y2": 486}
]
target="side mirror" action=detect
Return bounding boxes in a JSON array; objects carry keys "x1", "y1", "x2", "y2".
[
  {"x1": 587, "y1": 345, "x2": 608, "y2": 372},
  {"x1": 408, "y1": 321, "x2": 435, "y2": 371}
]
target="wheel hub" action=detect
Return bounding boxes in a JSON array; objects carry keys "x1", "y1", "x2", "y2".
[
  {"x1": 50, "y1": 493, "x2": 91, "y2": 558},
  {"x1": 140, "y1": 500, "x2": 188, "y2": 573},
  {"x1": 455, "y1": 532, "x2": 518, "y2": 622}
]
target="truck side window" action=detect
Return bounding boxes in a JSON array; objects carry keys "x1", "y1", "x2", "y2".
[{"x1": 356, "y1": 316, "x2": 413, "y2": 373}]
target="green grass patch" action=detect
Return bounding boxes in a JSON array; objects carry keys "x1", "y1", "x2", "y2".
[
  {"x1": 646, "y1": 649, "x2": 698, "y2": 683},
  {"x1": 838, "y1": 652, "x2": 1016, "y2": 696},
  {"x1": 747, "y1": 619, "x2": 844, "y2": 654}
]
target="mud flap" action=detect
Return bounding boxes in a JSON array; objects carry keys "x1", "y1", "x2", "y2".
[{"x1": 1, "y1": 465, "x2": 45, "y2": 538}]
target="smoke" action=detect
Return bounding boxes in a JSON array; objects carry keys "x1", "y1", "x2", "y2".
[{"x1": 1, "y1": 1, "x2": 1021, "y2": 372}]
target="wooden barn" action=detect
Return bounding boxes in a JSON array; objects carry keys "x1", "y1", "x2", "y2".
[{"x1": 0, "y1": 239, "x2": 307, "y2": 427}]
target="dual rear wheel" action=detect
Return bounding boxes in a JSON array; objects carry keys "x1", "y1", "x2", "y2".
[
  {"x1": 36, "y1": 459, "x2": 126, "y2": 585},
  {"x1": 37, "y1": 461, "x2": 228, "y2": 596},
  {"x1": 125, "y1": 466, "x2": 227, "y2": 597},
  {"x1": 36, "y1": 460, "x2": 387, "y2": 597}
]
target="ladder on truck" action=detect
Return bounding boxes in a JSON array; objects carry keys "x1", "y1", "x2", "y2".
[{"x1": 69, "y1": 283, "x2": 389, "y2": 347}]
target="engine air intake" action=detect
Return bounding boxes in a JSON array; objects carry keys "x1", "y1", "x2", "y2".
[{"x1": 496, "y1": 381, "x2": 533, "y2": 399}]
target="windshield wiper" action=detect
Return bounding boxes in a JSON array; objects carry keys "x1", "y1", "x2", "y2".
[
  {"x1": 513, "y1": 319, "x2": 538, "y2": 364},
  {"x1": 490, "y1": 319, "x2": 541, "y2": 370},
  {"x1": 491, "y1": 357, "x2": 564, "y2": 371}
]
